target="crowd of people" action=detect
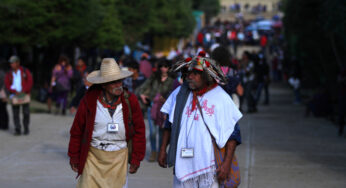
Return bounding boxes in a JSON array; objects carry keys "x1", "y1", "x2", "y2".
[
  {"x1": 1, "y1": 15, "x2": 345, "y2": 187},
  {"x1": 0, "y1": 18, "x2": 284, "y2": 135}
]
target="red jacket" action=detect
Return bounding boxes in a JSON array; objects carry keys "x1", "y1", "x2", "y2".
[
  {"x1": 5, "y1": 66, "x2": 33, "y2": 94},
  {"x1": 68, "y1": 85, "x2": 146, "y2": 176}
]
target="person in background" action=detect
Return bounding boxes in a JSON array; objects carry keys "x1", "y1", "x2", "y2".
[
  {"x1": 240, "y1": 51, "x2": 257, "y2": 113},
  {"x1": 69, "y1": 67, "x2": 93, "y2": 114},
  {"x1": 0, "y1": 59, "x2": 9, "y2": 130},
  {"x1": 4, "y1": 56, "x2": 33, "y2": 135},
  {"x1": 288, "y1": 72, "x2": 301, "y2": 105},
  {"x1": 260, "y1": 34, "x2": 268, "y2": 52},
  {"x1": 138, "y1": 58, "x2": 174, "y2": 162},
  {"x1": 72, "y1": 57, "x2": 87, "y2": 93},
  {"x1": 211, "y1": 46, "x2": 243, "y2": 109},
  {"x1": 123, "y1": 59, "x2": 146, "y2": 94},
  {"x1": 254, "y1": 53, "x2": 270, "y2": 105},
  {"x1": 50, "y1": 55, "x2": 73, "y2": 115},
  {"x1": 139, "y1": 53, "x2": 152, "y2": 78}
]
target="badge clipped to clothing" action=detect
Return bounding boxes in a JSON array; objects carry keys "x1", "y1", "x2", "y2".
[
  {"x1": 181, "y1": 148, "x2": 194, "y2": 158},
  {"x1": 107, "y1": 123, "x2": 119, "y2": 133}
]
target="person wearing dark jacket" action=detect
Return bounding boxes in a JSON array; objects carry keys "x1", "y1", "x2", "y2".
[
  {"x1": 254, "y1": 54, "x2": 270, "y2": 105},
  {"x1": 69, "y1": 67, "x2": 93, "y2": 114}
]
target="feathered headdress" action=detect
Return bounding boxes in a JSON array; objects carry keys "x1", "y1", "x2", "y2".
[{"x1": 172, "y1": 51, "x2": 228, "y2": 85}]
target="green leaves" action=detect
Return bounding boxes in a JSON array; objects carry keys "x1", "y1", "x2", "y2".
[
  {"x1": 0, "y1": 0, "x2": 201, "y2": 49},
  {"x1": 192, "y1": 0, "x2": 220, "y2": 23},
  {"x1": 283, "y1": 0, "x2": 346, "y2": 87},
  {"x1": 150, "y1": 0, "x2": 195, "y2": 38}
]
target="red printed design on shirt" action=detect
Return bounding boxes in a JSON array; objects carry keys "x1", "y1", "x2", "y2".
[{"x1": 186, "y1": 99, "x2": 215, "y2": 120}]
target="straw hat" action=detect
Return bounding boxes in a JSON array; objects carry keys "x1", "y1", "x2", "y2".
[{"x1": 87, "y1": 58, "x2": 133, "y2": 84}]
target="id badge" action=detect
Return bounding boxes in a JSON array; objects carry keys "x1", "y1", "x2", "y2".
[
  {"x1": 181, "y1": 148, "x2": 194, "y2": 158},
  {"x1": 107, "y1": 123, "x2": 119, "y2": 133}
]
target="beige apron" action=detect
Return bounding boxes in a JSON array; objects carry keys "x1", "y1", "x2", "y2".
[{"x1": 77, "y1": 147, "x2": 128, "y2": 188}]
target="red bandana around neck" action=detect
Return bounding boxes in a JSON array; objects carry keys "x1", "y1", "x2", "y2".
[
  {"x1": 98, "y1": 92, "x2": 121, "y2": 110},
  {"x1": 191, "y1": 83, "x2": 218, "y2": 111}
]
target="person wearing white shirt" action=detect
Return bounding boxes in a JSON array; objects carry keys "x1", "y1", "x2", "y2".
[{"x1": 4, "y1": 56, "x2": 33, "y2": 135}]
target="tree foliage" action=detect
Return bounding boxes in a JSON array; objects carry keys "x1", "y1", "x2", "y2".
[
  {"x1": 150, "y1": 0, "x2": 195, "y2": 38},
  {"x1": 0, "y1": 0, "x2": 196, "y2": 50},
  {"x1": 192, "y1": 0, "x2": 220, "y2": 24},
  {"x1": 283, "y1": 0, "x2": 346, "y2": 89}
]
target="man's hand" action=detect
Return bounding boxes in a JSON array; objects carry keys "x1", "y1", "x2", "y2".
[
  {"x1": 70, "y1": 163, "x2": 79, "y2": 173},
  {"x1": 216, "y1": 140, "x2": 237, "y2": 183},
  {"x1": 70, "y1": 107, "x2": 77, "y2": 114},
  {"x1": 129, "y1": 164, "x2": 139, "y2": 174},
  {"x1": 216, "y1": 161, "x2": 231, "y2": 183},
  {"x1": 140, "y1": 94, "x2": 148, "y2": 104},
  {"x1": 158, "y1": 149, "x2": 167, "y2": 168}
]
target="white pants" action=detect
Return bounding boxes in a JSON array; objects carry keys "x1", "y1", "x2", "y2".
[{"x1": 173, "y1": 176, "x2": 219, "y2": 188}]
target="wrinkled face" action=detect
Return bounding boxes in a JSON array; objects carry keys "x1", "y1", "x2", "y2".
[
  {"x1": 186, "y1": 70, "x2": 205, "y2": 90},
  {"x1": 102, "y1": 79, "x2": 123, "y2": 96},
  {"x1": 10, "y1": 62, "x2": 20, "y2": 70}
]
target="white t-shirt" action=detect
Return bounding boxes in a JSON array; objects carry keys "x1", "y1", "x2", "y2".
[
  {"x1": 11, "y1": 69, "x2": 22, "y2": 92},
  {"x1": 289, "y1": 77, "x2": 300, "y2": 89}
]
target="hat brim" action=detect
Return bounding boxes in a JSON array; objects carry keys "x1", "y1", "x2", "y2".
[{"x1": 86, "y1": 70, "x2": 133, "y2": 84}]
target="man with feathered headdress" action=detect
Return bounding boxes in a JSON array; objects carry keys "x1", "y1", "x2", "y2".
[{"x1": 158, "y1": 52, "x2": 243, "y2": 187}]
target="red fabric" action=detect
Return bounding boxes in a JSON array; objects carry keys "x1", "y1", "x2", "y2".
[
  {"x1": 68, "y1": 85, "x2": 146, "y2": 177},
  {"x1": 150, "y1": 93, "x2": 165, "y2": 127},
  {"x1": 4, "y1": 66, "x2": 33, "y2": 94},
  {"x1": 97, "y1": 93, "x2": 121, "y2": 109},
  {"x1": 191, "y1": 83, "x2": 218, "y2": 111},
  {"x1": 139, "y1": 59, "x2": 152, "y2": 78},
  {"x1": 198, "y1": 51, "x2": 206, "y2": 57},
  {"x1": 185, "y1": 57, "x2": 192, "y2": 62},
  {"x1": 197, "y1": 32, "x2": 204, "y2": 44},
  {"x1": 230, "y1": 31, "x2": 237, "y2": 40},
  {"x1": 76, "y1": 64, "x2": 86, "y2": 74},
  {"x1": 260, "y1": 35, "x2": 267, "y2": 47}
]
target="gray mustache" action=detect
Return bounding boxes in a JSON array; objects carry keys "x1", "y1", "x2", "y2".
[
  {"x1": 186, "y1": 79, "x2": 197, "y2": 85},
  {"x1": 112, "y1": 87, "x2": 123, "y2": 93}
]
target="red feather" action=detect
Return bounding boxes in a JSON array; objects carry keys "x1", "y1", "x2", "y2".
[
  {"x1": 198, "y1": 51, "x2": 206, "y2": 57},
  {"x1": 205, "y1": 60, "x2": 210, "y2": 67},
  {"x1": 184, "y1": 57, "x2": 192, "y2": 62}
]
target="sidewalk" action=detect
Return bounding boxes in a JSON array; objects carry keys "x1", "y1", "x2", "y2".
[
  {"x1": 237, "y1": 83, "x2": 346, "y2": 188},
  {"x1": 0, "y1": 83, "x2": 345, "y2": 188}
]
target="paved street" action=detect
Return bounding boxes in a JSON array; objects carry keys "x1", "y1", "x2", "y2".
[{"x1": 0, "y1": 83, "x2": 346, "y2": 188}]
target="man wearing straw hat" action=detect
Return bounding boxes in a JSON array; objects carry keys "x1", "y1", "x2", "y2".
[{"x1": 68, "y1": 58, "x2": 146, "y2": 188}]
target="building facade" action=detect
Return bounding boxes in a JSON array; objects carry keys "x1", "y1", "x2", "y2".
[{"x1": 220, "y1": 0, "x2": 281, "y2": 12}]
